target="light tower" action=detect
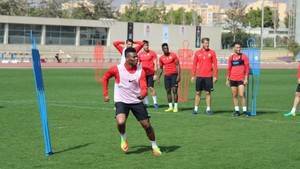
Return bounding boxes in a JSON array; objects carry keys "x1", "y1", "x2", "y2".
[{"x1": 288, "y1": 0, "x2": 296, "y2": 41}]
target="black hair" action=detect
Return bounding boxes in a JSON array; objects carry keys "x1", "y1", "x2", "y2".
[
  {"x1": 232, "y1": 41, "x2": 242, "y2": 47},
  {"x1": 201, "y1": 37, "x2": 210, "y2": 43},
  {"x1": 124, "y1": 47, "x2": 136, "y2": 57},
  {"x1": 161, "y1": 43, "x2": 168, "y2": 48},
  {"x1": 143, "y1": 40, "x2": 149, "y2": 45},
  {"x1": 126, "y1": 39, "x2": 134, "y2": 43}
]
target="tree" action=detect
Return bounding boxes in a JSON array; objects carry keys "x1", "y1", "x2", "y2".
[
  {"x1": 118, "y1": 1, "x2": 201, "y2": 25},
  {"x1": 93, "y1": 0, "x2": 114, "y2": 19},
  {"x1": 244, "y1": 6, "x2": 278, "y2": 28},
  {"x1": 0, "y1": 0, "x2": 28, "y2": 16},
  {"x1": 284, "y1": 14, "x2": 289, "y2": 28},
  {"x1": 225, "y1": 0, "x2": 247, "y2": 42},
  {"x1": 287, "y1": 40, "x2": 300, "y2": 58},
  {"x1": 119, "y1": 0, "x2": 142, "y2": 22}
]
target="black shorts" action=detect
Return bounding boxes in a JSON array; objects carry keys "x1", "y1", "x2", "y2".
[
  {"x1": 296, "y1": 84, "x2": 300, "y2": 92},
  {"x1": 146, "y1": 75, "x2": 154, "y2": 88},
  {"x1": 164, "y1": 74, "x2": 178, "y2": 89},
  {"x1": 196, "y1": 77, "x2": 213, "y2": 92},
  {"x1": 230, "y1": 80, "x2": 244, "y2": 87},
  {"x1": 115, "y1": 102, "x2": 150, "y2": 121}
]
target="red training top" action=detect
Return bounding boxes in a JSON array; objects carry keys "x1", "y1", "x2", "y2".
[
  {"x1": 102, "y1": 64, "x2": 147, "y2": 97},
  {"x1": 113, "y1": 41, "x2": 144, "y2": 54},
  {"x1": 138, "y1": 50, "x2": 157, "y2": 76},
  {"x1": 159, "y1": 52, "x2": 179, "y2": 76},
  {"x1": 192, "y1": 48, "x2": 218, "y2": 78},
  {"x1": 227, "y1": 53, "x2": 250, "y2": 81}
]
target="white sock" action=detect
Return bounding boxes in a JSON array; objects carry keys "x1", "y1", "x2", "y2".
[
  {"x1": 174, "y1": 103, "x2": 178, "y2": 109},
  {"x1": 152, "y1": 96, "x2": 157, "y2": 104},
  {"x1": 120, "y1": 133, "x2": 127, "y2": 141},
  {"x1": 168, "y1": 103, "x2": 173, "y2": 109},
  {"x1": 234, "y1": 106, "x2": 239, "y2": 111},
  {"x1": 194, "y1": 106, "x2": 198, "y2": 112},
  {"x1": 143, "y1": 96, "x2": 149, "y2": 105},
  {"x1": 291, "y1": 107, "x2": 296, "y2": 114},
  {"x1": 151, "y1": 141, "x2": 158, "y2": 149},
  {"x1": 242, "y1": 106, "x2": 247, "y2": 112},
  {"x1": 206, "y1": 106, "x2": 211, "y2": 111}
]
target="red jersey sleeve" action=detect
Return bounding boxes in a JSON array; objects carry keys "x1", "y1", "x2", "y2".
[
  {"x1": 113, "y1": 41, "x2": 124, "y2": 54},
  {"x1": 227, "y1": 55, "x2": 233, "y2": 78},
  {"x1": 243, "y1": 55, "x2": 250, "y2": 78},
  {"x1": 102, "y1": 66, "x2": 118, "y2": 97},
  {"x1": 192, "y1": 53, "x2": 198, "y2": 76},
  {"x1": 134, "y1": 41, "x2": 144, "y2": 53},
  {"x1": 159, "y1": 57, "x2": 163, "y2": 68},
  {"x1": 212, "y1": 51, "x2": 218, "y2": 78},
  {"x1": 139, "y1": 70, "x2": 147, "y2": 97}
]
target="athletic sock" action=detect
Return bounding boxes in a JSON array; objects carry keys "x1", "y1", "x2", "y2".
[
  {"x1": 194, "y1": 106, "x2": 198, "y2": 112},
  {"x1": 150, "y1": 141, "x2": 158, "y2": 149},
  {"x1": 143, "y1": 96, "x2": 149, "y2": 105},
  {"x1": 206, "y1": 106, "x2": 211, "y2": 111},
  {"x1": 234, "y1": 106, "x2": 239, "y2": 111},
  {"x1": 168, "y1": 103, "x2": 173, "y2": 109},
  {"x1": 242, "y1": 106, "x2": 247, "y2": 112},
  {"x1": 174, "y1": 103, "x2": 178, "y2": 109},
  {"x1": 291, "y1": 107, "x2": 296, "y2": 114},
  {"x1": 120, "y1": 133, "x2": 127, "y2": 141},
  {"x1": 152, "y1": 96, "x2": 157, "y2": 104}
]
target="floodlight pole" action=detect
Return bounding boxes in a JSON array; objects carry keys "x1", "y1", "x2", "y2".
[{"x1": 261, "y1": 0, "x2": 264, "y2": 50}]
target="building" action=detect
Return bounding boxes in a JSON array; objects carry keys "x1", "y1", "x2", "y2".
[
  {"x1": 61, "y1": 0, "x2": 95, "y2": 11},
  {"x1": 118, "y1": 3, "x2": 225, "y2": 26},
  {"x1": 0, "y1": 15, "x2": 222, "y2": 61}
]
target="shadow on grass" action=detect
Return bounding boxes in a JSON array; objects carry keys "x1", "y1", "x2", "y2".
[
  {"x1": 145, "y1": 104, "x2": 169, "y2": 109},
  {"x1": 213, "y1": 110, "x2": 234, "y2": 114},
  {"x1": 0, "y1": 106, "x2": 3, "y2": 109},
  {"x1": 54, "y1": 143, "x2": 93, "y2": 154},
  {"x1": 180, "y1": 107, "x2": 194, "y2": 111},
  {"x1": 126, "y1": 145, "x2": 181, "y2": 155},
  {"x1": 256, "y1": 110, "x2": 279, "y2": 115}
]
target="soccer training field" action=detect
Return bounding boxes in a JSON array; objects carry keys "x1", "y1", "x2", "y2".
[{"x1": 0, "y1": 69, "x2": 300, "y2": 169}]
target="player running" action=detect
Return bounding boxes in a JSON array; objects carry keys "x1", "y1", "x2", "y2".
[
  {"x1": 191, "y1": 38, "x2": 218, "y2": 115},
  {"x1": 102, "y1": 47, "x2": 162, "y2": 156},
  {"x1": 138, "y1": 40, "x2": 159, "y2": 109},
  {"x1": 113, "y1": 39, "x2": 144, "y2": 64},
  {"x1": 284, "y1": 62, "x2": 300, "y2": 117},
  {"x1": 226, "y1": 42, "x2": 250, "y2": 116},
  {"x1": 158, "y1": 43, "x2": 181, "y2": 113}
]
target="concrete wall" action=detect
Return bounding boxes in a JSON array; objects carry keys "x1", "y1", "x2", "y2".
[
  {"x1": 0, "y1": 15, "x2": 222, "y2": 60},
  {"x1": 109, "y1": 22, "x2": 222, "y2": 52}
]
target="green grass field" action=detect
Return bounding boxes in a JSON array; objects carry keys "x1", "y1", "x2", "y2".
[{"x1": 1, "y1": 69, "x2": 300, "y2": 169}]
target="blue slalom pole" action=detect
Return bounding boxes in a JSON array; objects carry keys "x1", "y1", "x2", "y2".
[
  {"x1": 244, "y1": 38, "x2": 261, "y2": 116},
  {"x1": 31, "y1": 34, "x2": 53, "y2": 156}
]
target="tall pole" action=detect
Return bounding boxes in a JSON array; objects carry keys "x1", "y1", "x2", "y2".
[
  {"x1": 273, "y1": 0, "x2": 278, "y2": 48},
  {"x1": 261, "y1": 0, "x2": 264, "y2": 50}
]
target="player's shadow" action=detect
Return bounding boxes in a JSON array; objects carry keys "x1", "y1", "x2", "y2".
[
  {"x1": 127, "y1": 145, "x2": 181, "y2": 155},
  {"x1": 256, "y1": 110, "x2": 279, "y2": 115},
  {"x1": 54, "y1": 142, "x2": 93, "y2": 154},
  {"x1": 180, "y1": 107, "x2": 194, "y2": 111},
  {"x1": 0, "y1": 106, "x2": 4, "y2": 109},
  {"x1": 157, "y1": 104, "x2": 169, "y2": 108},
  {"x1": 213, "y1": 110, "x2": 234, "y2": 114}
]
